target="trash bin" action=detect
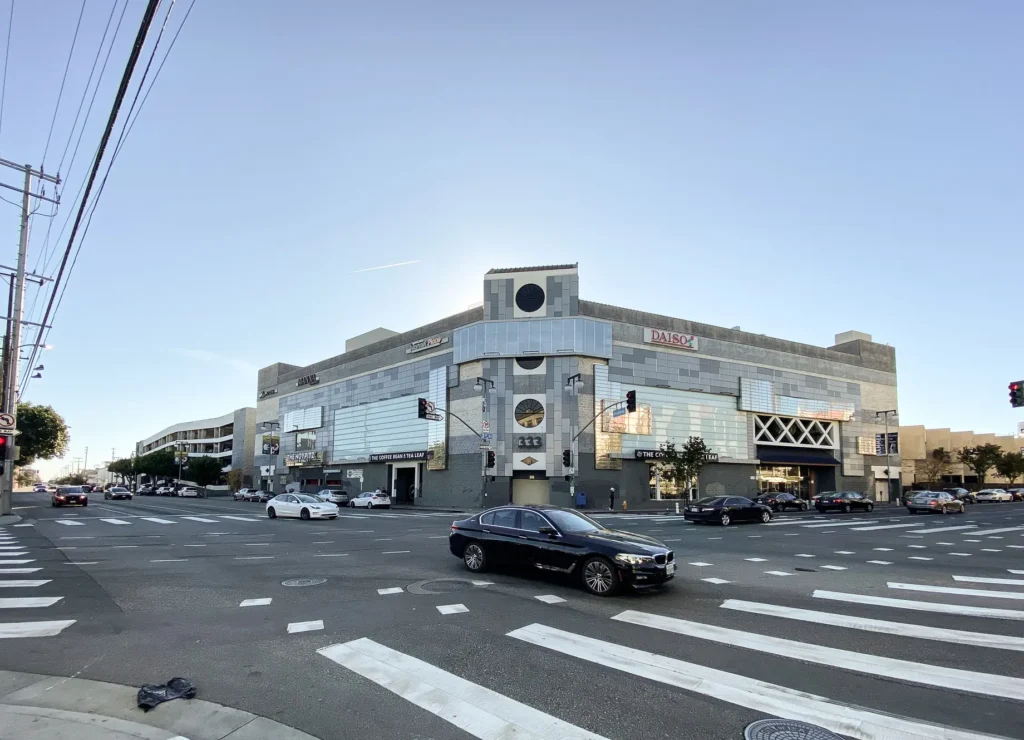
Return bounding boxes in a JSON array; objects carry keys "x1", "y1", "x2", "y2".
[{"x1": 575, "y1": 491, "x2": 587, "y2": 508}]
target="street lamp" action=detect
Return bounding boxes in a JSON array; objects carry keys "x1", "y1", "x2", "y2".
[
  {"x1": 261, "y1": 421, "x2": 281, "y2": 494},
  {"x1": 876, "y1": 409, "x2": 898, "y2": 502},
  {"x1": 475, "y1": 378, "x2": 495, "y2": 507}
]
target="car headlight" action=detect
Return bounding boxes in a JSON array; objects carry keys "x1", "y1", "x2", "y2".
[{"x1": 615, "y1": 553, "x2": 655, "y2": 566}]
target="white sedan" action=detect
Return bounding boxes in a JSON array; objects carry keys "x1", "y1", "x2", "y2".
[
  {"x1": 976, "y1": 489, "x2": 1012, "y2": 502},
  {"x1": 350, "y1": 491, "x2": 392, "y2": 509},
  {"x1": 266, "y1": 493, "x2": 339, "y2": 520}
]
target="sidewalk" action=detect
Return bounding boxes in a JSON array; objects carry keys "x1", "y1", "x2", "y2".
[{"x1": 0, "y1": 671, "x2": 321, "y2": 740}]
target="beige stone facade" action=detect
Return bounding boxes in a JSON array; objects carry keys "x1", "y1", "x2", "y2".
[{"x1": 899, "y1": 425, "x2": 1024, "y2": 487}]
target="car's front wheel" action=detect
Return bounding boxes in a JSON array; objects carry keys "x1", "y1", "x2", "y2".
[
  {"x1": 463, "y1": 542, "x2": 487, "y2": 572},
  {"x1": 581, "y1": 556, "x2": 618, "y2": 596},
  {"x1": 760, "y1": 510, "x2": 771, "y2": 523},
  {"x1": 865, "y1": 503, "x2": 874, "y2": 512},
  {"x1": 841, "y1": 504, "x2": 851, "y2": 514},
  {"x1": 300, "y1": 508, "x2": 310, "y2": 520},
  {"x1": 367, "y1": 502, "x2": 374, "y2": 509},
  {"x1": 720, "y1": 512, "x2": 731, "y2": 526},
  {"x1": 267, "y1": 507, "x2": 276, "y2": 519}
]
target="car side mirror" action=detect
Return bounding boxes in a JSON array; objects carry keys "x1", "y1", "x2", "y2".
[{"x1": 538, "y1": 526, "x2": 558, "y2": 536}]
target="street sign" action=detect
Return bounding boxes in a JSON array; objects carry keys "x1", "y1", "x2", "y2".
[
  {"x1": 482, "y1": 420, "x2": 490, "y2": 432},
  {"x1": 612, "y1": 408, "x2": 626, "y2": 418},
  {"x1": 425, "y1": 413, "x2": 443, "y2": 421},
  {"x1": 424, "y1": 400, "x2": 436, "y2": 414},
  {"x1": 0, "y1": 413, "x2": 14, "y2": 430}
]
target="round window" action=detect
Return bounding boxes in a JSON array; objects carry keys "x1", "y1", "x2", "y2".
[
  {"x1": 515, "y1": 357, "x2": 543, "y2": 371},
  {"x1": 515, "y1": 283, "x2": 545, "y2": 313},
  {"x1": 514, "y1": 399, "x2": 545, "y2": 428}
]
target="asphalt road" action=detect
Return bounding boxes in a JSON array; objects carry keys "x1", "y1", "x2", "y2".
[{"x1": 3, "y1": 491, "x2": 1024, "y2": 740}]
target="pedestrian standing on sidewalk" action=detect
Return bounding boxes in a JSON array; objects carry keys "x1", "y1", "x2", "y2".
[{"x1": 609, "y1": 486, "x2": 616, "y2": 510}]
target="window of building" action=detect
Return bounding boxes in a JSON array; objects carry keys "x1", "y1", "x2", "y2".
[
  {"x1": 514, "y1": 399, "x2": 545, "y2": 428},
  {"x1": 754, "y1": 415, "x2": 836, "y2": 448},
  {"x1": 515, "y1": 283, "x2": 545, "y2": 312},
  {"x1": 296, "y1": 431, "x2": 317, "y2": 451},
  {"x1": 515, "y1": 357, "x2": 543, "y2": 371}
]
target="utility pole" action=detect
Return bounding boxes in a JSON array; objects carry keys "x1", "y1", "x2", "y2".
[
  {"x1": 876, "y1": 409, "x2": 898, "y2": 503},
  {"x1": 0, "y1": 160, "x2": 60, "y2": 515},
  {"x1": 83, "y1": 446, "x2": 88, "y2": 472}
]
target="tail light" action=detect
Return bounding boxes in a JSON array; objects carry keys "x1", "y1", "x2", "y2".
[{"x1": 928, "y1": 501, "x2": 937, "y2": 506}]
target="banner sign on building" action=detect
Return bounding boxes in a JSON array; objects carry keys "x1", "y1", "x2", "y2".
[
  {"x1": 296, "y1": 373, "x2": 320, "y2": 388},
  {"x1": 644, "y1": 327, "x2": 698, "y2": 351},
  {"x1": 369, "y1": 450, "x2": 434, "y2": 463},
  {"x1": 261, "y1": 434, "x2": 280, "y2": 456},
  {"x1": 634, "y1": 449, "x2": 718, "y2": 463},
  {"x1": 874, "y1": 433, "x2": 898, "y2": 455},
  {"x1": 406, "y1": 335, "x2": 449, "y2": 354},
  {"x1": 258, "y1": 388, "x2": 278, "y2": 399},
  {"x1": 284, "y1": 450, "x2": 324, "y2": 467}
]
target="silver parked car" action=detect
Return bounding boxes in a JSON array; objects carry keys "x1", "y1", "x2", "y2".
[{"x1": 316, "y1": 489, "x2": 350, "y2": 506}]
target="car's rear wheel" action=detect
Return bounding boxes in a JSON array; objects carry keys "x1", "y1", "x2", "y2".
[
  {"x1": 760, "y1": 510, "x2": 771, "y2": 523},
  {"x1": 267, "y1": 507, "x2": 276, "y2": 519},
  {"x1": 865, "y1": 503, "x2": 874, "y2": 512},
  {"x1": 720, "y1": 512, "x2": 731, "y2": 526},
  {"x1": 463, "y1": 542, "x2": 487, "y2": 572},
  {"x1": 300, "y1": 508, "x2": 310, "y2": 520},
  {"x1": 367, "y1": 502, "x2": 374, "y2": 509},
  {"x1": 581, "y1": 556, "x2": 618, "y2": 596},
  {"x1": 841, "y1": 504, "x2": 851, "y2": 514}
]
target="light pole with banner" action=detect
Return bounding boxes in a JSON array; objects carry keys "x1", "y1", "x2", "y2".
[
  {"x1": 261, "y1": 421, "x2": 280, "y2": 493},
  {"x1": 174, "y1": 442, "x2": 188, "y2": 493},
  {"x1": 876, "y1": 409, "x2": 898, "y2": 502},
  {"x1": 473, "y1": 377, "x2": 496, "y2": 506},
  {"x1": 564, "y1": 374, "x2": 583, "y2": 501}
]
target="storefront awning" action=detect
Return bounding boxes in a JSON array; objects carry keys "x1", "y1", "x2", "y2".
[{"x1": 756, "y1": 446, "x2": 841, "y2": 466}]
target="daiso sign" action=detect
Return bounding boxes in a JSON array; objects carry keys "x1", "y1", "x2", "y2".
[{"x1": 643, "y1": 327, "x2": 698, "y2": 351}]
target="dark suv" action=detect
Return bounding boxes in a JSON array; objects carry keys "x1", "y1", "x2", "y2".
[
  {"x1": 943, "y1": 488, "x2": 975, "y2": 504},
  {"x1": 815, "y1": 491, "x2": 875, "y2": 513}
]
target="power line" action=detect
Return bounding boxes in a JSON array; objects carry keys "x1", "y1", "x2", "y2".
[
  {"x1": 41, "y1": 0, "x2": 88, "y2": 168},
  {"x1": 0, "y1": 0, "x2": 13, "y2": 142},
  {"x1": 19, "y1": 0, "x2": 163, "y2": 397}
]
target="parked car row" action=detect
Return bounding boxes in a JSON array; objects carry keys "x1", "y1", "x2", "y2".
[{"x1": 234, "y1": 488, "x2": 392, "y2": 509}]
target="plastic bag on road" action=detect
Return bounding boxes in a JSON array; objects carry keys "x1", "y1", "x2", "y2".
[{"x1": 137, "y1": 677, "x2": 197, "y2": 711}]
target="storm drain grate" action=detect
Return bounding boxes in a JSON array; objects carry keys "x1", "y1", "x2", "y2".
[
  {"x1": 407, "y1": 579, "x2": 474, "y2": 595},
  {"x1": 282, "y1": 578, "x2": 327, "y2": 587},
  {"x1": 744, "y1": 719, "x2": 843, "y2": 740}
]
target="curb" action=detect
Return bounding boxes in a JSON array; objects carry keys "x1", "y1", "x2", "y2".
[
  {"x1": 0, "y1": 514, "x2": 22, "y2": 525},
  {"x1": 0, "y1": 671, "x2": 321, "y2": 740}
]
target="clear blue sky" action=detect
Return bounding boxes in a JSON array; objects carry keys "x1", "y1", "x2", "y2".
[{"x1": 1, "y1": 1, "x2": 1021, "y2": 478}]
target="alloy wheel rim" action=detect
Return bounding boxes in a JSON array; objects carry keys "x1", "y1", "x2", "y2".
[
  {"x1": 762, "y1": 511, "x2": 770, "y2": 522},
  {"x1": 721, "y1": 514, "x2": 730, "y2": 526},
  {"x1": 584, "y1": 561, "x2": 612, "y2": 592},
  {"x1": 465, "y1": 545, "x2": 483, "y2": 569}
]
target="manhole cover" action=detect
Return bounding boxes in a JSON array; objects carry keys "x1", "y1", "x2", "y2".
[
  {"x1": 282, "y1": 578, "x2": 327, "y2": 587},
  {"x1": 407, "y1": 578, "x2": 474, "y2": 595},
  {"x1": 744, "y1": 719, "x2": 843, "y2": 740}
]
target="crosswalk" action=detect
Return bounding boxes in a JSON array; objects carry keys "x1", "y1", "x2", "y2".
[
  {"x1": 33, "y1": 509, "x2": 467, "y2": 528},
  {"x1": 0, "y1": 526, "x2": 75, "y2": 640},
  {"x1": 318, "y1": 570, "x2": 1024, "y2": 740}
]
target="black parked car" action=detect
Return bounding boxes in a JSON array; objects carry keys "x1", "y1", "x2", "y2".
[
  {"x1": 448, "y1": 505, "x2": 674, "y2": 596},
  {"x1": 103, "y1": 486, "x2": 132, "y2": 501},
  {"x1": 815, "y1": 491, "x2": 875, "y2": 513},
  {"x1": 683, "y1": 496, "x2": 773, "y2": 526},
  {"x1": 752, "y1": 492, "x2": 808, "y2": 512}
]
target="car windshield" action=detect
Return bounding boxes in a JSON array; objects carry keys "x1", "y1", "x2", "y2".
[
  {"x1": 294, "y1": 495, "x2": 321, "y2": 503},
  {"x1": 913, "y1": 492, "x2": 938, "y2": 498},
  {"x1": 110, "y1": 487, "x2": 127, "y2": 492},
  {"x1": 543, "y1": 510, "x2": 603, "y2": 533},
  {"x1": 60, "y1": 487, "x2": 83, "y2": 493},
  {"x1": 696, "y1": 497, "x2": 727, "y2": 506}
]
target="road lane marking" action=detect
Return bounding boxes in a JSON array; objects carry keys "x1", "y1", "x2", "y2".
[
  {"x1": 866, "y1": 561, "x2": 893, "y2": 565},
  {"x1": 813, "y1": 590, "x2": 1024, "y2": 620},
  {"x1": 834, "y1": 551, "x2": 855, "y2": 555},
  {"x1": 851, "y1": 523, "x2": 919, "y2": 531},
  {"x1": 907, "y1": 545, "x2": 927, "y2": 549},
  {"x1": 244, "y1": 543, "x2": 270, "y2": 546},
  {"x1": 437, "y1": 604, "x2": 469, "y2": 615},
  {"x1": 313, "y1": 541, "x2": 334, "y2": 544},
  {"x1": 315, "y1": 553, "x2": 348, "y2": 557},
  {"x1": 612, "y1": 609, "x2": 1024, "y2": 701},
  {"x1": 800, "y1": 521, "x2": 863, "y2": 528},
  {"x1": 0, "y1": 560, "x2": 33, "y2": 564},
  {"x1": 382, "y1": 551, "x2": 410, "y2": 554},
  {"x1": 472, "y1": 581, "x2": 493, "y2": 586},
  {"x1": 150, "y1": 559, "x2": 186, "y2": 563},
  {"x1": 54, "y1": 521, "x2": 85, "y2": 526},
  {"x1": 0, "y1": 568, "x2": 40, "y2": 573},
  {"x1": 0, "y1": 580, "x2": 50, "y2": 588},
  {"x1": 11, "y1": 524, "x2": 32, "y2": 527},
  {"x1": 873, "y1": 548, "x2": 893, "y2": 551},
  {"x1": 793, "y1": 554, "x2": 814, "y2": 558},
  {"x1": 220, "y1": 516, "x2": 258, "y2": 522},
  {"x1": 949, "y1": 553, "x2": 971, "y2": 556},
  {"x1": 0, "y1": 597, "x2": 63, "y2": 609},
  {"x1": 182, "y1": 516, "x2": 218, "y2": 523},
  {"x1": 720, "y1": 600, "x2": 1024, "y2": 652},
  {"x1": 688, "y1": 562, "x2": 713, "y2": 567},
  {"x1": 764, "y1": 571, "x2": 792, "y2": 576},
  {"x1": 0, "y1": 553, "x2": 28, "y2": 557},
  {"x1": 888, "y1": 582, "x2": 1024, "y2": 600},
  {"x1": 112, "y1": 545, "x2": 138, "y2": 549},
  {"x1": 183, "y1": 545, "x2": 206, "y2": 548},
  {"x1": 535, "y1": 595, "x2": 567, "y2": 604},
  {"x1": 763, "y1": 519, "x2": 818, "y2": 526},
  {"x1": 508, "y1": 623, "x2": 993, "y2": 740},
  {"x1": 287, "y1": 620, "x2": 323, "y2": 634},
  {"x1": 701, "y1": 578, "x2": 731, "y2": 584},
  {"x1": 235, "y1": 556, "x2": 274, "y2": 560},
  {"x1": 981, "y1": 548, "x2": 1002, "y2": 552},
  {"x1": 820, "y1": 565, "x2": 847, "y2": 570},
  {"x1": 0, "y1": 620, "x2": 76, "y2": 638},
  {"x1": 965, "y1": 526, "x2": 1024, "y2": 536},
  {"x1": 141, "y1": 518, "x2": 176, "y2": 525},
  {"x1": 952, "y1": 576, "x2": 1024, "y2": 586},
  {"x1": 99, "y1": 519, "x2": 130, "y2": 525},
  {"x1": 903, "y1": 525, "x2": 978, "y2": 535},
  {"x1": 240, "y1": 598, "x2": 272, "y2": 607},
  {"x1": 908, "y1": 557, "x2": 933, "y2": 561},
  {"x1": 377, "y1": 588, "x2": 404, "y2": 595},
  {"x1": 318, "y1": 638, "x2": 609, "y2": 740},
  {"x1": 745, "y1": 558, "x2": 767, "y2": 562},
  {"x1": 1010, "y1": 570, "x2": 1024, "y2": 574}
]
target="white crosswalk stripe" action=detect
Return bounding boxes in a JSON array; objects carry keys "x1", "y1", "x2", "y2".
[
  {"x1": 99, "y1": 518, "x2": 130, "y2": 525},
  {"x1": 140, "y1": 517, "x2": 176, "y2": 525},
  {"x1": 53, "y1": 520, "x2": 84, "y2": 526},
  {"x1": 0, "y1": 597, "x2": 64, "y2": 609},
  {"x1": 888, "y1": 582, "x2": 1024, "y2": 601},
  {"x1": 813, "y1": 589, "x2": 1024, "y2": 620},
  {"x1": 0, "y1": 620, "x2": 76, "y2": 638},
  {"x1": 851, "y1": 523, "x2": 919, "y2": 531},
  {"x1": 181, "y1": 516, "x2": 218, "y2": 523}
]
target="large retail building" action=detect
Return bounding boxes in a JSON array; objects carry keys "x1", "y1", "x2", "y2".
[
  {"x1": 254, "y1": 265, "x2": 900, "y2": 509},
  {"x1": 136, "y1": 407, "x2": 257, "y2": 481}
]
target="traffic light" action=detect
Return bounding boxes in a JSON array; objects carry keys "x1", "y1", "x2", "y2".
[
  {"x1": 485, "y1": 450, "x2": 495, "y2": 468},
  {"x1": 625, "y1": 389, "x2": 637, "y2": 413},
  {"x1": 562, "y1": 449, "x2": 572, "y2": 467},
  {"x1": 417, "y1": 397, "x2": 428, "y2": 419},
  {"x1": 0, "y1": 435, "x2": 8, "y2": 473},
  {"x1": 1011, "y1": 381, "x2": 1024, "y2": 409}
]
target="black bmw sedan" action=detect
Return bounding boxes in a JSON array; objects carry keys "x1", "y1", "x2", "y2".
[
  {"x1": 449, "y1": 505, "x2": 674, "y2": 596},
  {"x1": 682, "y1": 496, "x2": 772, "y2": 526}
]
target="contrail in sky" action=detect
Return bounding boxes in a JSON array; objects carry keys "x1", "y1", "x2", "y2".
[{"x1": 352, "y1": 260, "x2": 421, "y2": 273}]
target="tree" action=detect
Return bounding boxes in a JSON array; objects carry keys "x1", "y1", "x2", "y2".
[
  {"x1": 995, "y1": 451, "x2": 1024, "y2": 488},
  {"x1": 136, "y1": 449, "x2": 177, "y2": 481},
  {"x1": 187, "y1": 456, "x2": 224, "y2": 488},
  {"x1": 53, "y1": 473, "x2": 87, "y2": 485},
  {"x1": 657, "y1": 436, "x2": 712, "y2": 496},
  {"x1": 14, "y1": 468, "x2": 39, "y2": 487},
  {"x1": 108, "y1": 457, "x2": 136, "y2": 484},
  {"x1": 225, "y1": 469, "x2": 243, "y2": 492},
  {"x1": 917, "y1": 447, "x2": 952, "y2": 487},
  {"x1": 956, "y1": 444, "x2": 1005, "y2": 490},
  {"x1": 15, "y1": 402, "x2": 69, "y2": 467}
]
